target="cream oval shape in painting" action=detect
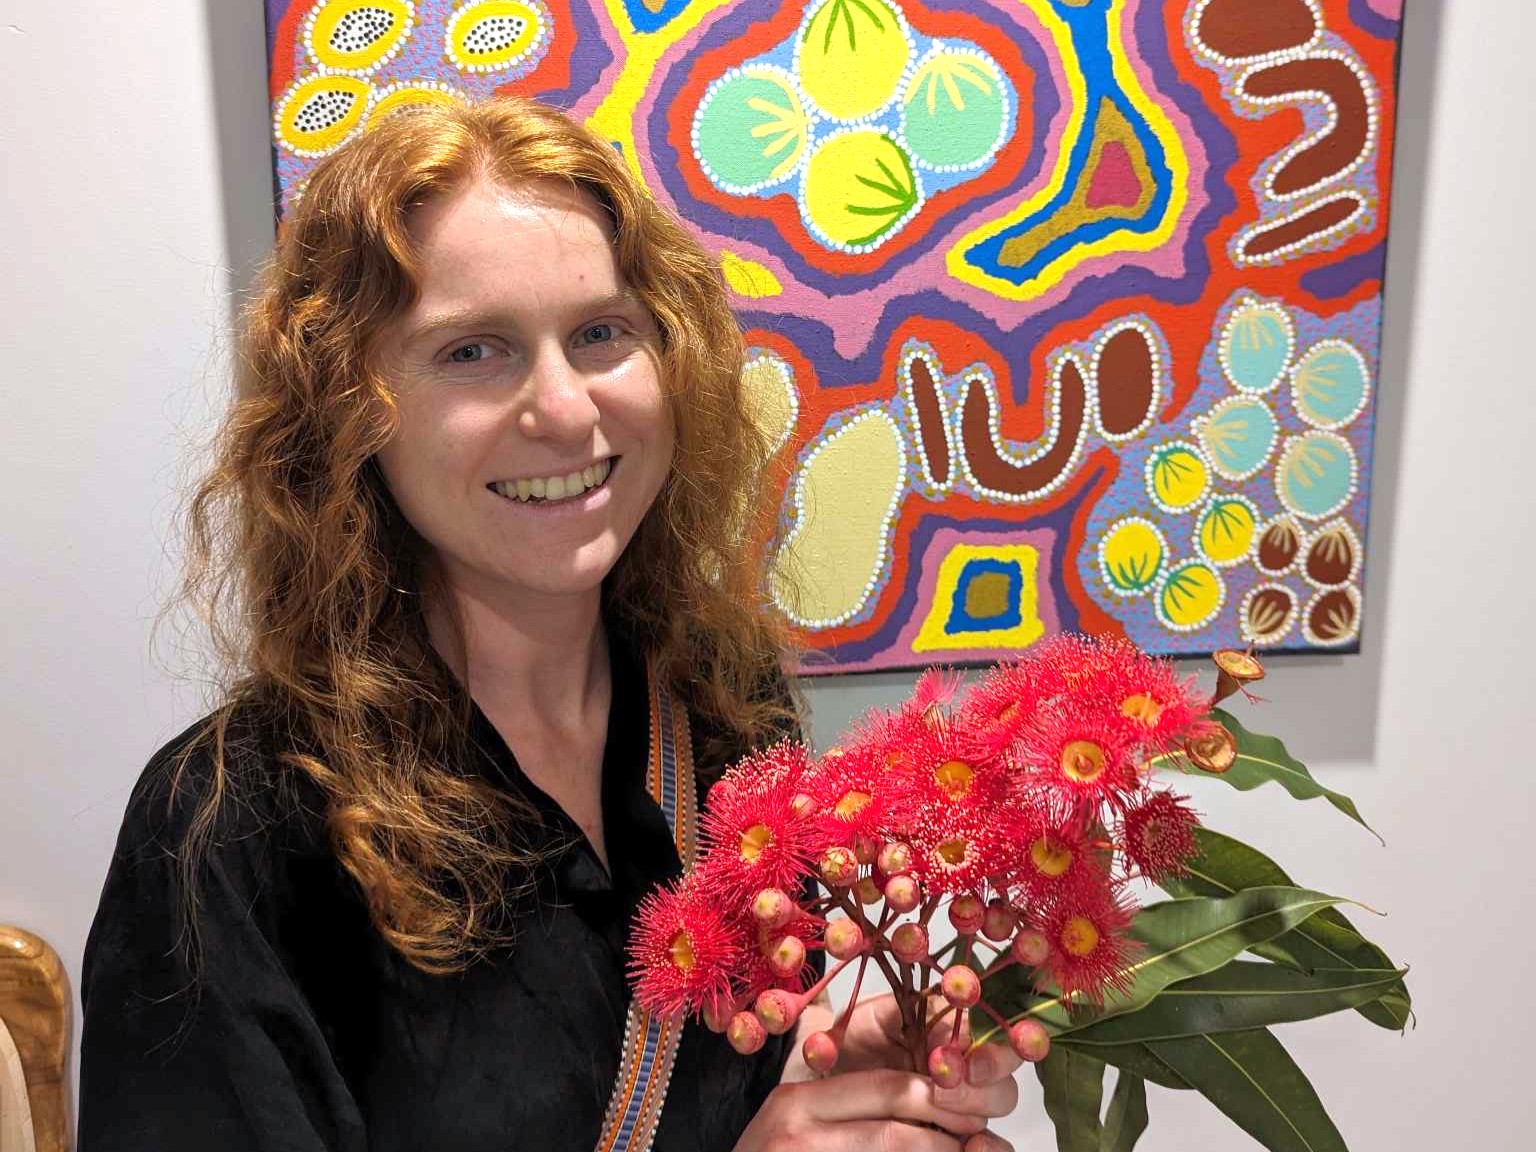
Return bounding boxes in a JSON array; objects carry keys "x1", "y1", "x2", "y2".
[
  {"x1": 771, "y1": 410, "x2": 906, "y2": 627},
  {"x1": 740, "y1": 350, "x2": 799, "y2": 457}
]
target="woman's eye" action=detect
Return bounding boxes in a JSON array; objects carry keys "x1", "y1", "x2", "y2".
[
  {"x1": 577, "y1": 323, "x2": 617, "y2": 346},
  {"x1": 446, "y1": 342, "x2": 494, "y2": 364}
]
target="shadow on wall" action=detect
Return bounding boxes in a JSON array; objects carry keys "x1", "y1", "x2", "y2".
[
  {"x1": 203, "y1": 0, "x2": 278, "y2": 317},
  {"x1": 805, "y1": 0, "x2": 1447, "y2": 772}
]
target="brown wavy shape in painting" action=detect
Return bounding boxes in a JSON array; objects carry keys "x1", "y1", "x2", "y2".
[
  {"x1": 1244, "y1": 56, "x2": 1372, "y2": 196},
  {"x1": 1239, "y1": 194, "x2": 1363, "y2": 261},
  {"x1": 1095, "y1": 327, "x2": 1158, "y2": 438},
  {"x1": 1196, "y1": 0, "x2": 1316, "y2": 59},
  {"x1": 960, "y1": 360, "x2": 1087, "y2": 497},
  {"x1": 906, "y1": 354, "x2": 951, "y2": 486}
]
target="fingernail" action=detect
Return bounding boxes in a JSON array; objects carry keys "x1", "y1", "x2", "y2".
[
  {"x1": 967, "y1": 1049, "x2": 996, "y2": 1084},
  {"x1": 933, "y1": 1084, "x2": 970, "y2": 1108}
]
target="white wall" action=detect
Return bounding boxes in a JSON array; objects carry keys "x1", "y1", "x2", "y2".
[{"x1": 2, "y1": 1, "x2": 1531, "y2": 1148}]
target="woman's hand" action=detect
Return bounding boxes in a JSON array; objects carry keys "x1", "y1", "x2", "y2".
[
  {"x1": 734, "y1": 1068, "x2": 1015, "y2": 1152},
  {"x1": 776, "y1": 991, "x2": 1021, "y2": 1152}
]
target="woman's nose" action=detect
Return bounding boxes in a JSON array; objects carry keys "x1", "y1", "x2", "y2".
[{"x1": 515, "y1": 348, "x2": 600, "y2": 443}]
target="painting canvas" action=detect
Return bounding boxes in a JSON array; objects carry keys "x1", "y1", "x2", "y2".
[{"x1": 264, "y1": 0, "x2": 1403, "y2": 674}]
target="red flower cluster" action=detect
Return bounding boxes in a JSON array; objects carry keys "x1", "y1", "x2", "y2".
[{"x1": 629, "y1": 634, "x2": 1225, "y2": 1076}]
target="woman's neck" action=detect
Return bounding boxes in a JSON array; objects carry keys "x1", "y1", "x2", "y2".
[{"x1": 428, "y1": 578, "x2": 610, "y2": 730}]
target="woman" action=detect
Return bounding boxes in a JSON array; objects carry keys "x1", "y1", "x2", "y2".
[{"x1": 79, "y1": 97, "x2": 1019, "y2": 1151}]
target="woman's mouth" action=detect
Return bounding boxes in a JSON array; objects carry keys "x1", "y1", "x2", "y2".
[{"x1": 488, "y1": 456, "x2": 617, "y2": 505}]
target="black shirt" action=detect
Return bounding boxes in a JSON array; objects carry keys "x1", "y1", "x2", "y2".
[{"x1": 79, "y1": 633, "x2": 804, "y2": 1150}]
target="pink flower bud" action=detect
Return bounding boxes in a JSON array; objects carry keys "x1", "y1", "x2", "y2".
[
  {"x1": 801, "y1": 1030, "x2": 840, "y2": 1075},
  {"x1": 884, "y1": 873, "x2": 921, "y2": 913},
  {"x1": 767, "y1": 935, "x2": 806, "y2": 978},
  {"x1": 702, "y1": 995, "x2": 738, "y2": 1034},
  {"x1": 940, "y1": 964, "x2": 981, "y2": 1009},
  {"x1": 1010, "y1": 928, "x2": 1050, "y2": 967},
  {"x1": 818, "y1": 846, "x2": 859, "y2": 888},
  {"x1": 850, "y1": 834, "x2": 878, "y2": 866},
  {"x1": 927, "y1": 1043, "x2": 967, "y2": 1089},
  {"x1": 982, "y1": 898, "x2": 1016, "y2": 942},
  {"x1": 1008, "y1": 1018, "x2": 1050, "y2": 1063},
  {"x1": 877, "y1": 841, "x2": 913, "y2": 876},
  {"x1": 791, "y1": 792, "x2": 819, "y2": 816},
  {"x1": 727, "y1": 1011, "x2": 767, "y2": 1054},
  {"x1": 752, "y1": 888, "x2": 795, "y2": 931},
  {"x1": 824, "y1": 918, "x2": 865, "y2": 961},
  {"x1": 890, "y1": 922, "x2": 929, "y2": 964},
  {"x1": 948, "y1": 893, "x2": 986, "y2": 935},
  {"x1": 853, "y1": 876, "x2": 882, "y2": 905},
  {"x1": 754, "y1": 989, "x2": 801, "y2": 1036}
]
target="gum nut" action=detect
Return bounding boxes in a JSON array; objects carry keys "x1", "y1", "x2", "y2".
[
  {"x1": 982, "y1": 898, "x2": 1015, "y2": 942},
  {"x1": 1011, "y1": 929, "x2": 1050, "y2": 966},
  {"x1": 854, "y1": 834, "x2": 881, "y2": 865},
  {"x1": 754, "y1": 988, "x2": 801, "y2": 1035},
  {"x1": 885, "y1": 874, "x2": 921, "y2": 913},
  {"x1": 752, "y1": 888, "x2": 795, "y2": 930},
  {"x1": 927, "y1": 1043, "x2": 967, "y2": 1089},
  {"x1": 768, "y1": 935, "x2": 806, "y2": 977},
  {"x1": 802, "y1": 1030, "x2": 840, "y2": 1074},
  {"x1": 825, "y1": 918, "x2": 865, "y2": 960},
  {"x1": 728, "y1": 1011, "x2": 767, "y2": 1054},
  {"x1": 877, "y1": 841, "x2": 913, "y2": 875},
  {"x1": 702, "y1": 996, "x2": 737, "y2": 1034},
  {"x1": 941, "y1": 964, "x2": 981, "y2": 1008},
  {"x1": 1008, "y1": 1019, "x2": 1051, "y2": 1063},
  {"x1": 890, "y1": 922, "x2": 930, "y2": 963},
  {"x1": 948, "y1": 893, "x2": 986, "y2": 934},
  {"x1": 819, "y1": 847, "x2": 858, "y2": 887}
]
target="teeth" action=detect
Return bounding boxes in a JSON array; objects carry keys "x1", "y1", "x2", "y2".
[{"x1": 494, "y1": 458, "x2": 614, "y2": 504}]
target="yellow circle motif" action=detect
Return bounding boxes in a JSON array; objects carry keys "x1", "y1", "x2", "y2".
[
  {"x1": 1158, "y1": 563, "x2": 1224, "y2": 630},
  {"x1": 306, "y1": 0, "x2": 414, "y2": 74},
  {"x1": 276, "y1": 73, "x2": 372, "y2": 157},
  {"x1": 798, "y1": 0, "x2": 911, "y2": 121},
  {"x1": 366, "y1": 83, "x2": 466, "y2": 131},
  {"x1": 447, "y1": 0, "x2": 546, "y2": 73},
  {"x1": 1100, "y1": 518, "x2": 1163, "y2": 595},
  {"x1": 1198, "y1": 498, "x2": 1257, "y2": 566},
  {"x1": 802, "y1": 130, "x2": 919, "y2": 250},
  {"x1": 1148, "y1": 445, "x2": 1210, "y2": 511}
]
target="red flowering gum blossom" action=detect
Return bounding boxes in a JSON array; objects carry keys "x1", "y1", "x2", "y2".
[
  {"x1": 1035, "y1": 884, "x2": 1140, "y2": 1010},
  {"x1": 1011, "y1": 811, "x2": 1110, "y2": 905},
  {"x1": 1105, "y1": 654, "x2": 1208, "y2": 753},
  {"x1": 630, "y1": 880, "x2": 746, "y2": 1017},
  {"x1": 807, "y1": 743, "x2": 889, "y2": 850},
  {"x1": 1120, "y1": 789, "x2": 1201, "y2": 882},
  {"x1": 699, "y1": 742, "x2": 819, "y2": 902},
  {"x1": 955, "y1": 661, "x2": 1045, "y2": 755},
  {"x1": 1014, "y1": 704, "x2": 1139, "y2": 817}
]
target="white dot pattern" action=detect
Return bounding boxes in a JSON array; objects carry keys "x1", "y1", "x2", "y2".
[{"x1": 294, "y1": 90, "x2": 358, "y2": 133}]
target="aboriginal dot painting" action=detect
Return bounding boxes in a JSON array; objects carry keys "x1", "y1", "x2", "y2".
[{"x1": 264, "y1": 0, "x2": 1403, "y2": 674}]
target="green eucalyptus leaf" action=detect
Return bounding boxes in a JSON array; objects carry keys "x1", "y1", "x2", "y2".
[
  {"x1": 1169, "y1": 709, "x2": 1380, "y2": 841},
  {"x1": 1161, "y1": 828, "x2": 1412, "y2": 1031},
  {"x1": 1037, "y1": 1046, "x2": 1106, "y2": 1152},
  {"x1": 1147, "y1": 1029, "x2": 1348, "y2": 1152},
  {"x1": 1062, "y1": 961, "x2": 1408, "y2": 1045},
  {"x1": 1101, "y1": 1070, "x2": 1149, "y2": 1151},
  {"x1": 991, "y1": 886, "x2": 1346, "y2": 1036},
  {"x1": 1059, "y1": 1040, "x2": 1191, "y2": 1090}
]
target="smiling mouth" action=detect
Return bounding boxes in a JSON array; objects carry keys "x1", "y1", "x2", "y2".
[{"x1": 489, "y1": 456, "x2": 617, "y2": 505}]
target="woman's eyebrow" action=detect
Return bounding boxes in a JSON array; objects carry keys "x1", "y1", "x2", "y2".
[{"x1": 406, "y1": 290, "x2": 646, "y2": 342}]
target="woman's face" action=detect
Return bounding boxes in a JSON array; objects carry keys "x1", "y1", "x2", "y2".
[{"x1": 374, "y1": 176, "x2": 674, "y2": 614}]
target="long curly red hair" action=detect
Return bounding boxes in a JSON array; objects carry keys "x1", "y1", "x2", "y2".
[{"x1": 169, "y1": 96, "x2": 802, "y2": 972}]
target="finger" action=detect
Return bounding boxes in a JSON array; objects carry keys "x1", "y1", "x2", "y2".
[
  {"x1": 786, "y1": 1069, "x2": 988, "y2": 1136},
  {"x1": 932, "y1": 1074, "x2": 1020, "y2": 1120},
  {"x1": 963, "y1": 1130, "x2": 1015, "y2": 1152},
  {"x1": 824, "y1": 1120, "x2": 965, "y2": 1152},
  {"x1": 966, "y1": 1040, "x2": 1024, "y2": 1087}
]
